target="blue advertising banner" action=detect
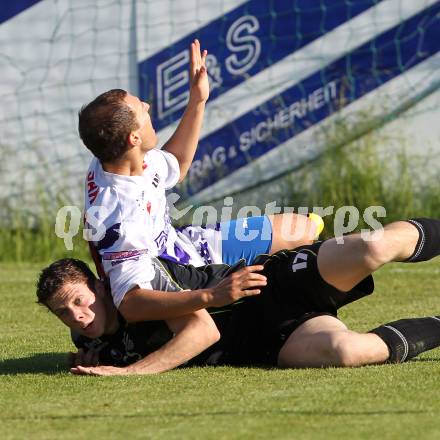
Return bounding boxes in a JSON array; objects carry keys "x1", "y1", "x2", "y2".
[
  {"x1": 0, "y1": 0, "x2": 42, "y2": 24},
  {"x1": 179, "y1": 1, "x2": 440, "y2": 197},
  {"x1": 138, "y1": 0, "x2": 382, "y2": 131}
]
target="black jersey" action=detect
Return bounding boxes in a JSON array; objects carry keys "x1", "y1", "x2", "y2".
[
  {"x1": 73, "y1": 243, "x2": 375, "y2": 366},
  {"x1": 72, "y1": 314, "x2": 173, "y2": 367}
]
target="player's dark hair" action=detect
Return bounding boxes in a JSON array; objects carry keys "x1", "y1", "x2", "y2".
[
  {"x1": 36, "y1": 259, "x2": 97, "y2": 309},
  {"x1": 78, "y1": 89, "x2": 139, "y2": 163}
]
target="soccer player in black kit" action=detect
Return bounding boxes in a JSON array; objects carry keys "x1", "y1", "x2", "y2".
[{"x1": 37, "y1": 218, "x2": 440, "y2": 375}]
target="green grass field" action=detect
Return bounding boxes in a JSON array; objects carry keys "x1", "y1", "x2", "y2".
[{"x1": 1, "y1": 261, "x2": 440, "y2": 440}]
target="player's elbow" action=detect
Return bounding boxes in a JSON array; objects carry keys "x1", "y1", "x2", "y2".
[
  {"x1": 199, "y1": 317, "x2": 221, "y2": 345},
  {"x1": 180, "y1": 313, "x2": 220, "y2": 353},
  {"x1": 209, "y1": 324, "x2": 221, "y2": 344},
  {"x1": 177, "y1": 165, "x2": 189, "y2": 183}
]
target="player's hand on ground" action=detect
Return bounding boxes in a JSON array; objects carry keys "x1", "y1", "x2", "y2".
[
  {"x1": 70, "y1": 365, "x2": 128, "y2": 376},
  {"x1": 209, "y1": 265, "x2": 267, "y2": 307},
  {"x1": 67, "y1": 348, "x2": 99, "y2": 368},
  {"x1": 189, "y1": 39, "x2": 209, "y2": 103}
]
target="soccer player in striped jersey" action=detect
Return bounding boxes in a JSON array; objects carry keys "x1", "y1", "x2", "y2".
[{"x1": 79, "y1": 39, "x2": 320, "y2": 321}]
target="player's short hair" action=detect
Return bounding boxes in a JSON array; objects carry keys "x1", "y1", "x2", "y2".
[
  {"x1": 36, "y1": 259, "x2": 97, "y2": 309},
  {"x1": 78, "y1": 89, "x2": 139, "y2": 163}
]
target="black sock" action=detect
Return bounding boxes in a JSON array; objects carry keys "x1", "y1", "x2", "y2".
[
  {"x1": 369, "y1": 316, "x2": 440, "y2": 363},
  {"x1": 405, "y1": 218, "x2": 440, "y2": 262}
]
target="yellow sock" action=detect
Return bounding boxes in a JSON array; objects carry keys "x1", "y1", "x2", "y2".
[{"x1": 308, "y1": 213, "x2": 324, "y2": 239}]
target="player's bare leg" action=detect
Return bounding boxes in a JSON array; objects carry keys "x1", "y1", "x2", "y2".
[
  {"x1": 317, "y1": 220, "x2": 422, "y2": 292},
  {"x1": 278, "y1": 313, "x2": 440, "y2": 368},
  {"x1": 268, "y1": 213, "x2": 322, "y2": 253},
  {"x1": 277, "y1": 315, "x2": 389, "y2": 368}
]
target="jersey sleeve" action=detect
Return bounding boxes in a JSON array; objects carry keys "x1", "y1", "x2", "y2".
[
  {"x1": 107, "y1": 256, "x2": 184, "y2": 308},
  {"x1": 106, "y1": 254, "x2": 157, "y2": 308},
  {"x1": 147, "y1": 149, "x2": 180, "y2": 189}
]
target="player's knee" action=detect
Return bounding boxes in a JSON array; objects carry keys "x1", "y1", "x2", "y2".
[
  {"x1": 210, "y1": 326, "x2": 221, "y2": 344},
  {"x1": 327, "y1": 333, "x2": 362, "y2": 367},
  {"x1": 363, "y1": 236, "x2": 390, "y2": 270}
]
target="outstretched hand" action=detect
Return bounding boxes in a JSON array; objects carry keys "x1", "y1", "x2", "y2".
[
  {"x1": 209, "y1": 265, "x2": 267, "y2": 308},
  {"x1": 189, "y1": 39, "x2": 209, "y2": 104},
  {"x1": 70, "y1": 365, "x2": 129, "y2": 376}
]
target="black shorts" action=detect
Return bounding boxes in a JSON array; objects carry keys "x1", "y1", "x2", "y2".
[{"x1": 219, "y1": 242, "x2": 375, "y2": 366}]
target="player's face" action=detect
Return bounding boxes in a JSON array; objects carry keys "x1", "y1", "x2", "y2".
[
  {"x1": 47, "y1": 282, "x2": 107, "y2": 339},
  {"x1": 124, "y1": 93, "x2": 157, "y2": 151}
]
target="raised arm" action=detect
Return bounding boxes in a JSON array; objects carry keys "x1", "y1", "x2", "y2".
[
  {"x1": 118, "y1": 265, "x2": 267, "y2": 322},
  {"x1": 162, "y1": 39, "x2": 209, "y2": 182},
  {"x1": 71, "y1": 309, "x2": 220, "y2": 376}
]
